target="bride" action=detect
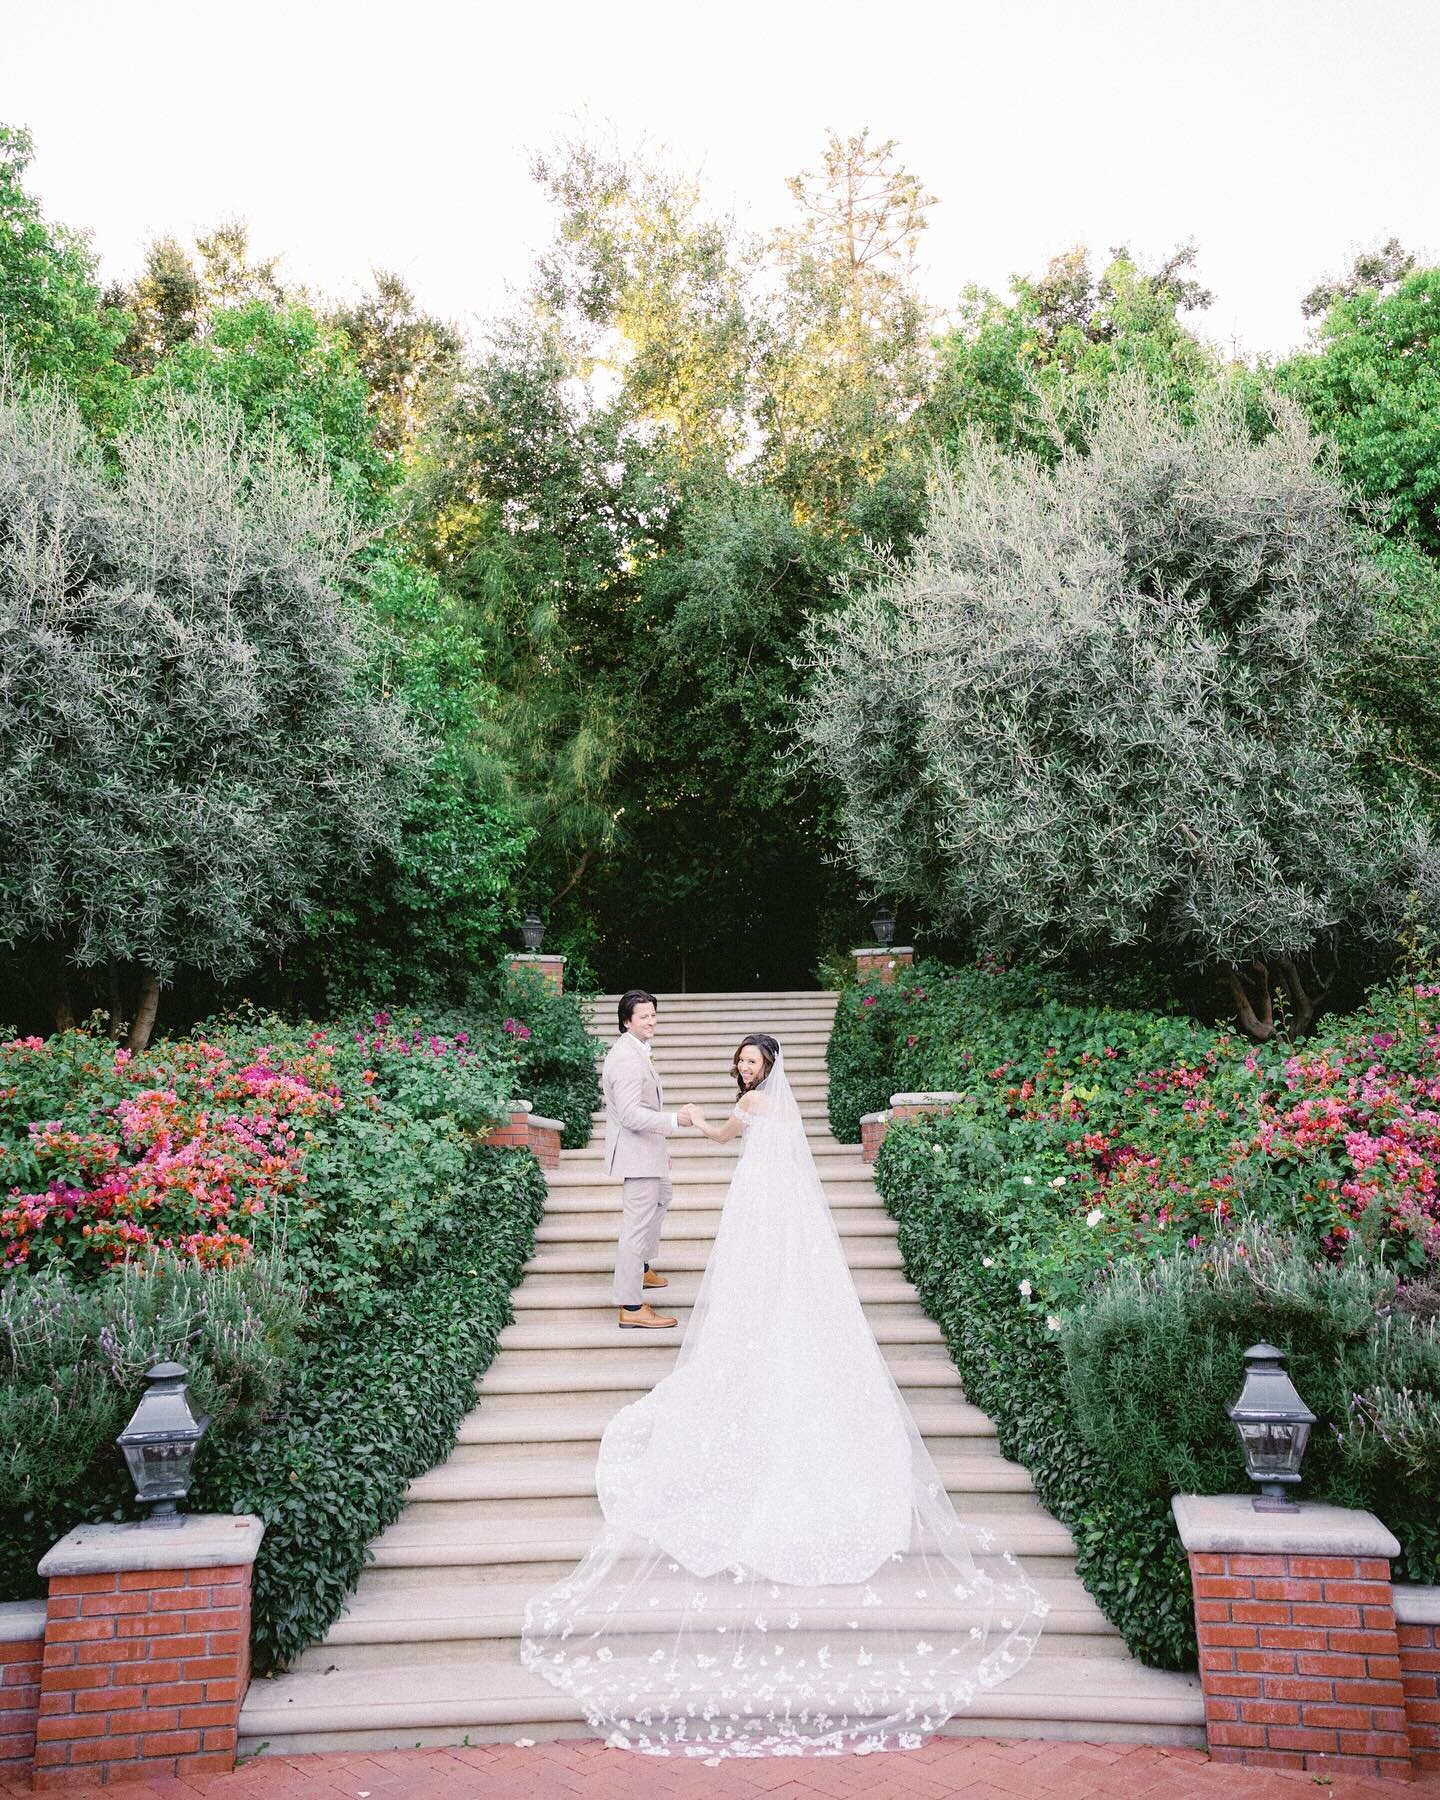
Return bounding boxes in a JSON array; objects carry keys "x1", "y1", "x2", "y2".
[{"x1": 520, "y1": 1033, "x2": 1045, "y2": 1758}]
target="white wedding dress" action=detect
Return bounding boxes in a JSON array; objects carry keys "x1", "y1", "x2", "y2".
[{"x1": 520, "y1": 1051, "x2": 1045, "y2": 1757}]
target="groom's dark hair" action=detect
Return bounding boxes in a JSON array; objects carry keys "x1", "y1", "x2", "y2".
[{"x1": 618, "y1": 989, "x2": 659, "y2": 1032}]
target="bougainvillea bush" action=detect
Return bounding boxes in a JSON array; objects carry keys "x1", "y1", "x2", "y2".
[
  {"x1": 846, "y1": 957, "x2": 1440, "y2": 1668},
  {"x1": 833, "y1": 958, "x2": 1440, "y2": 1276},
  {"x1": 0, "y1": 1015, "x2": 512, "y2": 1296},
  {"x1": 0, "y1": 1009, "x2": 548, "y2": 1665}
]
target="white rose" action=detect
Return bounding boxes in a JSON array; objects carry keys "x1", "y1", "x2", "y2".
[
  {"x1": 1046, "y1": 1315, "x2": 1062, "y2": 1332},
  {"x1": 1086, "y1": 1208, "x2": 1104, "y2": 1228},
  {"x1": 1022, "y1": 1176, "x2": 1034, "y2": 1187},
  {"x1": 932, "y1": 1143, "x2": 944, "y2": 1155},
  {"x1": 981, "y1": 1256, "x2": 994, "y2": 1268},
  {"x1": 1050, "y1": 1175, "x2": 1066, "y2": 1188},
  {"x1": 1018, "y1": 1279, "x2": 1032, "y2": 1298}
]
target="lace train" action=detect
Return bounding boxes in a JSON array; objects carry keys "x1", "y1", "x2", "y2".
[{"x1": 520, "y1": 1051, "x2": 1045, "y2": 1756}]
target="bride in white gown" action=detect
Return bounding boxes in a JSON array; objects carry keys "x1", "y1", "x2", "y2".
[{"x1": 520, "y1": 1034, "x2": 1045, "y2": 1758}]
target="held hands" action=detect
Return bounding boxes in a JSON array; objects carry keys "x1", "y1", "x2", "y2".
[{"x1": 677, "y1": 1103, "x2": 707, "y2": 1129}]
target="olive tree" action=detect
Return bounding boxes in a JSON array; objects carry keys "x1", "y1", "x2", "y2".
[
  {"x1": 799, "y1": 377, "x2": 1437, "y2": 1035},
  {"x1": 0, "y1": 375, "x2": 419, "y2": 1043}
]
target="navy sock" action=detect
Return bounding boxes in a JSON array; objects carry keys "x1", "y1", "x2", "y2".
[{"x1": 622, "y1": 1303, "x2": 642, "y2": 1312}]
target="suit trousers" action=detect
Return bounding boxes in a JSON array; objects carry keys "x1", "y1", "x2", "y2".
[{"x1": 614, "y1": 1174, "x2": 673, "y2": 1306}]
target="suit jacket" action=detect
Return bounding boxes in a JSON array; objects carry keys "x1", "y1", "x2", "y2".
[{"x1": 602, "y1": 1030, "x2": 681, "y2": 1178}]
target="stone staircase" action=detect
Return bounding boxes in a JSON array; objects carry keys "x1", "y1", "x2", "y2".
[{"x1": 239, "y1": 989, "x2": 1203, "y2": 1755}]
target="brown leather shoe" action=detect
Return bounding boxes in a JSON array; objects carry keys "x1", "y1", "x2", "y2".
[
  {"x1": 643, "y1": 1268, "x2": 668, "y2": 1289},
  {"x1": 618, "y1": 1304, "x2": 677, "y2": 1329}
]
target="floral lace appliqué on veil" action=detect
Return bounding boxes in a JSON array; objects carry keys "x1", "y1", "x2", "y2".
[{"x1": 520, "y1": 1050, "x2": 1044, "y2": 1757}]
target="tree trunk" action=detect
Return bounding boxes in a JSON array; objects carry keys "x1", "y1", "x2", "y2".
[
  {"x1": 126, "y1": 971, "x2": 161, "y2": 1051},
  {"x1": 107, "y1": 963, "x2": 126, "y2": 1040},
  {"x1": 1224, "y1": 962, "x2": 1276, "y2": 1042},
  {"x1": 54, "y1": 989, "x2": 75, "y2": 1034},
  {"x1": 1276, "y1": 955, "x2": 1317, "y2": 1038}
]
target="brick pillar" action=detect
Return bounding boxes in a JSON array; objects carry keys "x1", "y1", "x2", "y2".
[
  {"x1": 0, "y1": 1602, "x2": 45, "y2": 1770},
  {"x1": 851, "y1": 946, "x2": 913, "y2": 987},
  {"x1": 482, "y1": 1101, "x2": 533, "y2": 1152},
  {"x1": 860, "y1": 1111, "x2": 889, "y2": 1164},
  {"x1": 1397, "y1": 1586, "x2": 1440, "y2": 1770},
  {"x1": 1173, "y1": 1494, "x2": 1411, "y2": 1780},
  {"x1": 31, "y1": 1514, "x2": 263, "y2": 1789},
  {"x1": 526, "y1": 1113, "x2": 564, "y2": 1171},
  {"x1": 506, "y1": 953, "x2": 566, "y2": 994}
]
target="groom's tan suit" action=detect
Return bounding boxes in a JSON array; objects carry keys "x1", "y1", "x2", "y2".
[{"x1": 603, "y1": 1029, "x2": 683, "y2": 1306}]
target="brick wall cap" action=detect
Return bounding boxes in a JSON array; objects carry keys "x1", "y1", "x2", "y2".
[
  {"x1": 850, "y1": 946, "x2": 915, "y2": 956},
  {"x1": 889, "y1": 1092, "x2": 963, "y2": 1107},
  {"x1": 0, "y1": 1598, "x2": 46, "y2": 1643},
  {"x1": 1172, "y1": 1493, "x2": 1401, "y2": 1558},
  {"x1": 527, "y1": 1114, "x2": 565, "y2": 1133},
  {"x1": 39, "y1": 1513, "x2": 265, "y2": 1578},
  {"x1": 860, "y1": 1111, "x2": 890, "y2": 1125},
  {"x1": 507, "y1": 952, "x2": 567, "y2": 964},
  {"x1": 1394, "y1": 1584, "x2": 1440, "y2": 1625}
]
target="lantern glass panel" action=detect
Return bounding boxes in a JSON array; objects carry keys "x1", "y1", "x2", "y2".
[
  {"x1": 1235, "y1": 1418, "x2": 1310, "y2": 1480},
  {"x1": 521, "y1": 911, "x2": 545, "y2": 952}
]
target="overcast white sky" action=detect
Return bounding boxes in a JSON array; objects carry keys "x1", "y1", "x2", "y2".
[{"x1": 5, "y1": 0, "x2": 1437, "y2": 363}]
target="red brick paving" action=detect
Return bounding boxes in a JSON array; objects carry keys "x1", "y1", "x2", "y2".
[{"x1": 2, "y1": 1738, "x2": 1438, "y2": 1799}]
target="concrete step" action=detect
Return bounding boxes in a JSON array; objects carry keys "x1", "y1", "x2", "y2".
[
  {"x1": 510, "y1": 1270, "x2": 918, "y2": 1309},
  {"x1": 240, "y1": 1652, "x2": 1203, "y2": 1754},
  {"x1": 563, "y1": 1133, "x2": 854, "y2": 1158},
  {"x1": 295, "y1": 1571, "x2": 1125, "y2": 1674},
  {"x1": 523, "y1": 1239, "x2": 905, "y2": 1274},
  {"x1": 543, "y1": 1160, "x2": 872, "y2": 1188},
  {"x1": 593, "y1": 996, "x2": 839, "y2": 1007},
  {"x1": 534, "y1": 1209, "x2": 897, "y2": 1243},
  {"x1": 551, "y1": 1162, "x2": 872, "y2": 1186},
  {"x1": 493, "y1": 1308, "x2": 943, "y2": 1352},
  {"x1": 404, "y1": 1446, "x2": 1034, "y2": 1509},
  {"x1": 454, "y1": 1391, "x2": 997, "y2": 1449},
  {"x1": 477, "y1": 1343, "x2": 963, "y2": 1396},
  {"x1": 539, "y1": 1180, "x2": 882, "y2": 1210}
]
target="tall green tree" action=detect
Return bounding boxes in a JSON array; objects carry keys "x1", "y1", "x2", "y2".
[
  {"x1": 1302, "y1": 237, "x2": 1416, "y2": 320},
  {"x1": 759, "y1": 128, "x2": 936, "y2": 522},
  {"x1": 329, "y1": 270, "x2": 463, "y2": 467},
  {"x1": 144, "y1": 299, "x2": 391, "y2": 517},
  {"x1": 0, "y1": 377, "x2": 419, "y2": 1044},
  {"x1": 529, "y1": 137, "x2": 756, "y2": 466},
  {"x1": 1279, "y1": 268, "x2": 1440, "y2": 556},
  {"x1": 924, "y1": 242, "x2": 1223, "y2": 461},
  {"x1": 0, "y1": 124, "x2": 131, "y2": 431},
  {"x1": 800, "y1": 378, "x2": 1436, "y2": 1036}
]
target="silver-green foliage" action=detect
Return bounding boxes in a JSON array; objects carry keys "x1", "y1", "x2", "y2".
[
  {"x1": 801, "y1": 377, "x2": 1436, "y2": 972},
  {"x1": 0, "y1": 373, "x2": 420, "y2": 984},
  {"x1": 0, "y1": 1249, "x2": 303, "y2": 1511}
]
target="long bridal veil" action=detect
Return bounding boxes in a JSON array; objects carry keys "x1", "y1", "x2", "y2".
[{"x1": 520, "y1": 1050, "x2": 1045, "y2": 1757}]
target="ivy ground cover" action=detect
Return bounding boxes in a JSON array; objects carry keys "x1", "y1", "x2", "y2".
[{"x1": 833, "y1": 961, "x2": 1440, "y2": 1667}]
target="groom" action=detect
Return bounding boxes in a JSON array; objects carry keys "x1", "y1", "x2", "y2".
[{"x1": 603, "y1": 988, "x2": 696, "y2": 1331}]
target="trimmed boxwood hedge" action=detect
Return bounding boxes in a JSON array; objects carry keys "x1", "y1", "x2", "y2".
[
  {"x1": 876, "y1": 1118, "x2": 1198, "y2": 1669},
  {"x1": 196, "y1": 1145, "x2": 546, "y2": 1671}
]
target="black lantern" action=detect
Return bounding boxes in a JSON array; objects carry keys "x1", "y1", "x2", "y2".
[
  {"x1": 871, "y1": 906, "x2": 896, "y2": 949},
  {"x1": 116, "y1": 1361, "x2": 209, "y2": 1524},
  {"x1": 520, "y1": 908, "x2": 545, "y2": 953},
  {"x1": 1226, "y1": 1343, "x2": 1317, "y2": 1512}
]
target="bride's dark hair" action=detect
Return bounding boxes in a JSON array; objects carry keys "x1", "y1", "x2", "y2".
[{"x1": 730, "y1": 1033, "x2": 780, "y2": 1100}]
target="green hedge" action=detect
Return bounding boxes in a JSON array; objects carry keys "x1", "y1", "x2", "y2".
[
  {"x1": 0, "y1": 1146, "x2": 545, "y2": 1671},
  {"x1": 850, "y1": 956, "x2": 1440, "y2": 1669},
  {"x1": 196, "y1": 1146, "x2": 546, "y2": 1670},
  {"x1": 876, "y1": 1118, "x2": 1198, "y2": 1668}
]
